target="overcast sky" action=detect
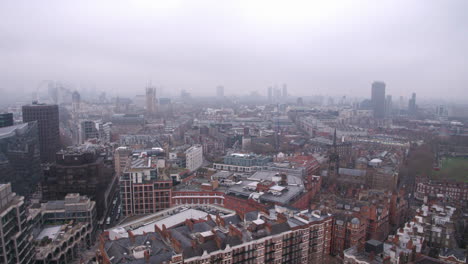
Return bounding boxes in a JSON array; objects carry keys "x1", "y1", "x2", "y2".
[{"x1": 1, "y1": 0, "x2": 467, "y2": 100}]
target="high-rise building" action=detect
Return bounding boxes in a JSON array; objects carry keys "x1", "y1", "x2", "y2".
[
  {"x1": 145, "y1": 86, "x2": 157, "y2": 115},
  {"x1": 22, "y1": 102, "x2": 60, "y2": 163},
  {"x1": 282, "y1": 83, "x2": 288, "y2": 98},
  {"x1": 185, "y1": 144, "x2": 203, "y2": 172},
  {"x1": 385, "y1": 95, "x2": 392, "y2": 117},
  {"x1": 0, "y1": 113, "x2": 13, "y2": 128},
  {"x1": 216, "y1": 85, "x2": 224, "y2": 98},
  {"x1": 0, "y1": 122, "x2": 42, "y2": 196},
  {"x1": 371, "y1": 81, "x2": 386, "y2": 118},
  {"x1": 42, "y1": 146, "x2": 116, "y2": 218},
  {"x1": 267, "y1": 86, "x2": 272, "y2": 102},
  {"x1": 0, "y1": 183, "x2": 35, "y2": 264},
  {"x1": 436, "y1": 105, "x2": 449, "y2": 118},
  {"x1": 297, "y1": 97, "x2": 304, "y2": 105},
  {"x1": 408, "y1": 92, "x2": 417, "y2": 115},
  {"x1": 72, "y1": 90, "x2": 81, "y2": 113}
]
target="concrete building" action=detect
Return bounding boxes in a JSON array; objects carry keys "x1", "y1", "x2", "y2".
[
  {"x1": 34, "y1": 222, "x2": 93, "y2": 264},
  {"x1": 408, "y1": 93, "x2": 417, "y2": 115},
  {"x1": 0, "y1": 122, "x2": 42, "y2": 196},
  {"x1": 22, "y1": 102, "x2": 60, "y2": 163},
  {"x1": 0, "y1": 183, "x2": 35, "y2": 264},
  {"x1": 42, "y1": 146, "x2": 115, "y2": 218},
  {"x1": 371, "y1": 81, "x2": 386, "y2": 119},
  {"x1": 185, "y1": 144, "x2": 203, "y2": 172},
  {"x1": 40, "y1": 193, "x2": 97, "y2": 240},
  {"x1": 145, "y1": 86, "x2": 157, "y2": 115},
  {"x1": 114, "y1": 146, "x2": 132, "y2": 177},
  {"x1": 71, "y1": 90, "x2": 80, "y2": 113},
  {"x1": 120, "y1": 154, "x2": 172, "y2": 216},
  {"x1": 80, "y1": 120, "x2": 99, "y2": 143}
]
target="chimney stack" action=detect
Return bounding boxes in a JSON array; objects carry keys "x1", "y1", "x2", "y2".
[{"x1": 144, "y1": 250, "x2": 150, "y2": 263}]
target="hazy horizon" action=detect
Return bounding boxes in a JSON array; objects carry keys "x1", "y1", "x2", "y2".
[{"x1": 1, "y1": 0, "x2": 468, "y2": 102}]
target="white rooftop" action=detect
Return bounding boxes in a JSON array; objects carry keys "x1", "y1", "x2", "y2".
[
  {"x1": 36, "y1": 225, "x2": 62, "y2": 241},
  {"x1": 270, "y1": 185, "x2": 286, "y2": 192},
  {"x1": 108, "y1": 208, "x2": 210, "y2": 240}
]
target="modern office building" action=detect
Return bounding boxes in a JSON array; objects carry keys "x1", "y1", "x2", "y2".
[
  {"x1": 213, "y1": 153, "x2": 272, "y2": 172},
  {"x1": 371, "y1": 81, "x2": 386, "y2": 118},
  {"x1": 0, "y1": 113, "x2": 13, "y2": 128},
  {"x1": 0, "y1": 183, "x2": 35, "y2": 264},
  {"x1": 22, "y1": 102, "x2": 60, "y2": 163},
  {"x1": 408, "y1": 92, "x2": 417, "y2": 115},
  {"x1": 71, "y1": 90, "x2": 81, "y2": 113},
  {"x1": 120, "y1": 154, "x2": 172, "y2": 216},
  {"x1": 0, "y1": 122, "x2": 42, "y2": 196},
  {"x1": 185, "y1": 144, "x2": 203, "y2": 172},
  {"x1": 42, "y1": 146, "x2": 115, "y2": 218}
]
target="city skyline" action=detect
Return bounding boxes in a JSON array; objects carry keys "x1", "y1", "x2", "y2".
[{"x1": 1, "y1": 0, "x2": 468, "y2": 102}]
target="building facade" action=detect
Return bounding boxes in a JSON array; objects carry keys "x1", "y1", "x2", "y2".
[
  {"x1": 371, "y1": 81, "x2": 386, "y2": 119},
  {"x1": 185, "y1": 144, "x2": 203, "y2": 172},
  {"x1": 0, "y1": 122, "x2": 42, "y2": 196},
  {"x1": 42, "y1": 146, "x2": 115, "y2": 218},
  {"x1": 99, "y1": 207, "x2": 333, "y2": 264},
  {"x1": 22, "y1": 103, "x2": 60, "y2": 163},
  {"x1": 0, "y1": 184, "x2": 34, "y2": 264},
  {"x1": 120, "y1": 156, "x2": 172, "y2": 216},
  {"x1": 0, "y1": 113, "x2": 13, "y2": 128}
]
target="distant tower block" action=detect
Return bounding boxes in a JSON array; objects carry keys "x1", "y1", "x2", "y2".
[
  {"x1": 216, "y1": 86, "x2": 224, "y2": 98},
  {"x1": 145, "y1": 85, "x2": 157, "y2": 115},
  {"x1": 72, "y1": 91, "x2": 81, "y2": 113},
  {"x1": 371, "y1": 81, "x2": 386, "y2": 118}
]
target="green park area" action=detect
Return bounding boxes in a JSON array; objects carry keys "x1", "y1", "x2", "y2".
[{"x1": 432, "y1": 157, "x2": 468, "y2": 183}]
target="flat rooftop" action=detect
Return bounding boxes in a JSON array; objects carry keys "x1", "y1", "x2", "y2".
[
  {"x1": 108, "y1": 205, "x2": 235, "y2": 240},
  {"x1": 226, "y1": 171, "x2": 305, "y2": 205}
]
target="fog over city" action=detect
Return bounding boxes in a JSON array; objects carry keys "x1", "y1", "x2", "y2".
[
  {"x1": 2, "y1": 1, "x2": 468, "y2": 263},
  {"x1": 1, "y1": 0, "x2": 468, "y2": 101}
]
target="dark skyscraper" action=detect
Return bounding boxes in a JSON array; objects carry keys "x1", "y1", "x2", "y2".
[
  {"x1": 0, "y1": 113, "x2": 14, "y2": 128},
  {"x1": 22, "y1": 102, "x2": 60, "y2": 163},
  {"x1": 371, "y1": 81, "x2": 386, "y2": 118},
  {"x1": 0, "y1": 122, "x2": 42, "y2": 196}
]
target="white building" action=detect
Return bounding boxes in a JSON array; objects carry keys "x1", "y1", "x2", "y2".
[{"x1": 185, "y1": 144, "x2": 203, "y2": 172}]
